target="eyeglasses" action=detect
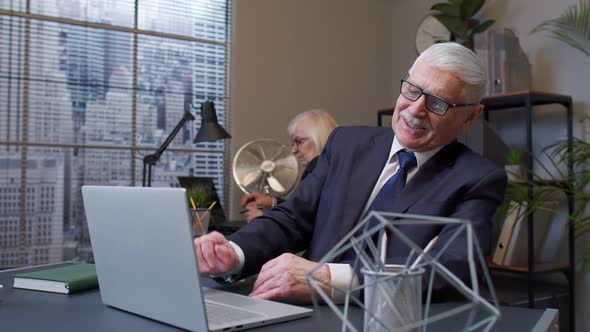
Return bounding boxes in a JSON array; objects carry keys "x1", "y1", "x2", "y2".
[
  {"x1": 291, "y1": 137, "x2": 309, "y2": 148},
  {"x1": 400, "y1": 78, "x2": 477, "y2": 116}
]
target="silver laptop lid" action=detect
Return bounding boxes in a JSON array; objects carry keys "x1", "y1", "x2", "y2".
[{"x1": 82, "y1": 186, "x2": 208, "y2": 331}]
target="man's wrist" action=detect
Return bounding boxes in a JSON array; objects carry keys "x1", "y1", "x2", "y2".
[
  {"x1": 208, "y1": 241, "x2": 245, "y2": 282},
  {"x1": 307, "y1": 263, "x2": 332, "y2": 302}
]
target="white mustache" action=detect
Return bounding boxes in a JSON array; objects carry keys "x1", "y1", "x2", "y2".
[{"x1": 400, "y1": 108, "x2": 432, "y2": 130}]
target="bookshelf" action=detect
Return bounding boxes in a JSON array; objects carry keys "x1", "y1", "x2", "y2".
[
  {"x1": 483, "y1": 90, "x2": 574, "y2": 332},
  {"x1": 377, "y1": 90, "x2": 574, "y2": 331},
  {"x1": 488, "y1": 259, "x2": 570, "y2": 274}
]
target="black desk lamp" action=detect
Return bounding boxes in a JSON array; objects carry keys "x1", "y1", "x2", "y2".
[{"x1": 142, "y1": 100, "x2": 231, "y2": 187}]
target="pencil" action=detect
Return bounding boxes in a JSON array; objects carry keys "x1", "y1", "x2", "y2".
[
  {"x1": 194, "y1": 210, "x2": 204, "y2": 234},
  {"x1": 409, "y1": 235, "x2": 439, "y2": 270}
]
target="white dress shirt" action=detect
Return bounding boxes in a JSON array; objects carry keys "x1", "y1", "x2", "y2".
[
  {"x1": 225, "y1": 134, "x2": 442, "y2": 302},
  {"x1": 326, "y1": 136, "x2": 441, "y2": 303}
]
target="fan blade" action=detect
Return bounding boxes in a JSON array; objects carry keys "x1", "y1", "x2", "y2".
[
  {"x1": 269, "y1": 148, "x2": 285, "y2": 162},
  {"x1": 274, "y1": 155, "x2": 296, "y2": 168},
  {"x1": 241, "y1": 170, "x2": 263, "y2": 188},
  {"x1": 267, "y1": 174, "x2": 286, "y2": 193},
  {"x1": 257, "y1": 145, "x2": 268, "y2": 160},
  {"x1": 243, "y1": 148, "x2": 263, "y2": 162}
]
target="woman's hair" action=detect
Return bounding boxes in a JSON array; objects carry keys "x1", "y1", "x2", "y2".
[
  {"x1": 287, "y1": 109, "x2": 338, "y2": 156},
  {"x1": 410, "y1": 42, "x2": 488, "y2": 103}
]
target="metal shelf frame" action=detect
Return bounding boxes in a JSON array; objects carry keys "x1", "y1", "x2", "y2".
[{"x1": 483, "y1": 90, "x2": 574, "y2": 332}]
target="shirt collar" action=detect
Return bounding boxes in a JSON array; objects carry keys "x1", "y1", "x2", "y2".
[{"x1": 388, "y1": 135, "x2": 443, "y2": 169}]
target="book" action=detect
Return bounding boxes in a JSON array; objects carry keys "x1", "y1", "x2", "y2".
[
  {"x1": 491, "y1": 201, "x2": 522, "y2": 265},
  {"x1": 13, "y1": 263, "x2": 98, "y2": 294},
  {"x1": 503, "y1": 200, "x2": 559, "y2": 266},
  {"x1": 501, "y1": 201, "x2": 527, "y2": 266}
]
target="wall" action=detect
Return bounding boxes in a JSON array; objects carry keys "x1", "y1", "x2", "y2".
[{"x1": 230, "y1": 0, "x2": 394, "y2": 217}]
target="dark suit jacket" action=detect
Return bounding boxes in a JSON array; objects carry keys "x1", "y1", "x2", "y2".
[
  {"x1": 275, "y1": 156, "x2": 317, "y2": 205},
  {"x1": 229, "y1": 126, "x2": 507, "y2": 294}
]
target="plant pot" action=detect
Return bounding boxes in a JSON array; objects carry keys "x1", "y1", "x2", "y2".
[
  {"x1": 452, "y1": 35, "x2": 475, "y2": 51},
  {"x1": 504, "y1": 164, "x2": 524, "y2": 181}
]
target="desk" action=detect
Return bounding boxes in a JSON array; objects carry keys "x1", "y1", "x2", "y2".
[{"x1": 0, "y1": 263, "x2": 558, "y2": 332}]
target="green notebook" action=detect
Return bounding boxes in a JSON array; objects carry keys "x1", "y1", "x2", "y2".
[{"x1": 12, "y1": 263, "x2": 98, "y2": 294}]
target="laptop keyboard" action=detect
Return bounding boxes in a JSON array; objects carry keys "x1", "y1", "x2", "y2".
[{"x1": 205, "y1": 301, "x2": 264, "y2": 325}]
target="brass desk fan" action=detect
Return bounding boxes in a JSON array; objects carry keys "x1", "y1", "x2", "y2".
[{"x1": 233, "y1": 139, "x2": 299, "y2": 197}]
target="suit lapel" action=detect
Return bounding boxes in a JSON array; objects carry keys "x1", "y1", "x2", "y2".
[
  {"x1": 391, "y1": 141, "x2": 460, "y2": 213},
  {"x1": 339, "y1": 130, "x2": 394, "y2": 233}
]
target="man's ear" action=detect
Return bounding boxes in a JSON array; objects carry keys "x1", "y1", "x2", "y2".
[{"x1": 461, "y1": 104, "x2": 484, "y2": 129}]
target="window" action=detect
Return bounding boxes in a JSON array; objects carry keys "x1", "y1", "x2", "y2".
[{"x1": 0, "y1": 0, "x2": 231, "y2": 268}]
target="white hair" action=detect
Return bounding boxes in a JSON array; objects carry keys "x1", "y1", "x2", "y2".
[
  {"x1": 410, "y1": 42, "x2": 488, "y2": 103},
  {"x1": 287, "y1": 109, "x2": 338, "y2": 156}
]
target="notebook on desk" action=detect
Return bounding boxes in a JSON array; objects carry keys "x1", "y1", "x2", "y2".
[{"x1": 82, "y1": 186, "x2": 311, "y2": 332}]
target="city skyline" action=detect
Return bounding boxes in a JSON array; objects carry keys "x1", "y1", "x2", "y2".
[{"x1": 0, "y1": 0, "x2": 230, "y2": 268}]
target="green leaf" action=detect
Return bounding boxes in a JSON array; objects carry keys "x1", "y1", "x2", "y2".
[
  {"x1": 186, "y1": 186, "x2": 213, "y2": 209},
  {"x1": 460, "y1": 0, "x2": 485, "y2": 19},
  {"x1": 431, "y1": 3, "x2": 460, "y2": 17},
  {"x1": 506, "y1": 148, "x2": 523, "y2": 165},
  {"x1": 531, "y1": 0, "x2": 590, "y2": 57},
  {"x1": 449, "y1": 0, "x2": 463, "y2": 8},
  {"x1": 471, "y1": 19, "x2": 495, "y2": 34},
  {"x1": 434, "y1": 14, "x2": 467, "y2": 37}
]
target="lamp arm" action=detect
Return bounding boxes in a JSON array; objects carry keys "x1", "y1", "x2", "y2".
[
  {"x1": 142, "y1": 100, "x2": 197, "y2": 186},
  {"x1": 144, "y1": 110, "x2": 195, "y2": 165}
]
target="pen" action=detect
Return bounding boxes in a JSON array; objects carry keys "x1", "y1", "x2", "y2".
[{"x1": 409, "y1": 235, "x2": 439, "y2": 271}]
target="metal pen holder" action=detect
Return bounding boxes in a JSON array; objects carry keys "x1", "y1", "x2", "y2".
[
  {"x1": 362, "y1": 265, "x2": 425, "y2": 332},
  {"x1": 306, "y1": 211, "x2": 501, "y2": 332}
]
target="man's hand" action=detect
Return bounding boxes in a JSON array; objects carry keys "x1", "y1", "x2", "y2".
[
  {"x1": 249, "y1": 253, "x2": 331, "y2": 304},
  {"x1": 194, "y1": 231, "x2": 239, "y2": 276},
  {"x1": 240, "y1": 192, "x2": 273, "y2": 209},
  {"x1": 243, "y1": 206, "x2": 263, "y2": 223}
]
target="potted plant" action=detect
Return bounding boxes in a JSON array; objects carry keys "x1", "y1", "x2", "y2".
[
  {"x1": 528, "y1": 0, "x2": 590, "y2": 271},
  {"x1": 500, "y1": 125, "x2": 590, "y2": 271},
  {"x1": 504, "y1": 148, "x2": 525, "y2": 182},
  {"x1": 186, "y1": 185, "x2": 213, "y2": 210},
  {"x1": 430, "y1": 0, "x2": 495, "y2": 50},
  {"x1": 544, "y1": 132, "x2": 590, "y2": 271}
]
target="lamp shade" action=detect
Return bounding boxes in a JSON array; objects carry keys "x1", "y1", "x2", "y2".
[{"x1": 193, "y1": 101, "x2": 232, "y2": 143}]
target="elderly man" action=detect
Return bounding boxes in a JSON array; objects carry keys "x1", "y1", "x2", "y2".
[{"x1": 194, "y1": 43, "x2": 507, "y2": 304}]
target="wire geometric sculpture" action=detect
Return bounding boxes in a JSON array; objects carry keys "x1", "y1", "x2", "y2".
[{"x1": 306, "y1": 211, "x2": 501, "y2": 332}]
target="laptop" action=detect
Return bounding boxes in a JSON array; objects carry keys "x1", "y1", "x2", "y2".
[
  {"x1": 82, "y1": 186, "x2": 312, "y2": 332},
  {"x1": 177, "y1": 177, "x2": 246, "y2": 234}
]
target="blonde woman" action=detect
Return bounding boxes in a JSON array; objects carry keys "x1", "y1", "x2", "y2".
[{"x1": 241, "y1": 110, "x2": 337, "y2": 222}]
